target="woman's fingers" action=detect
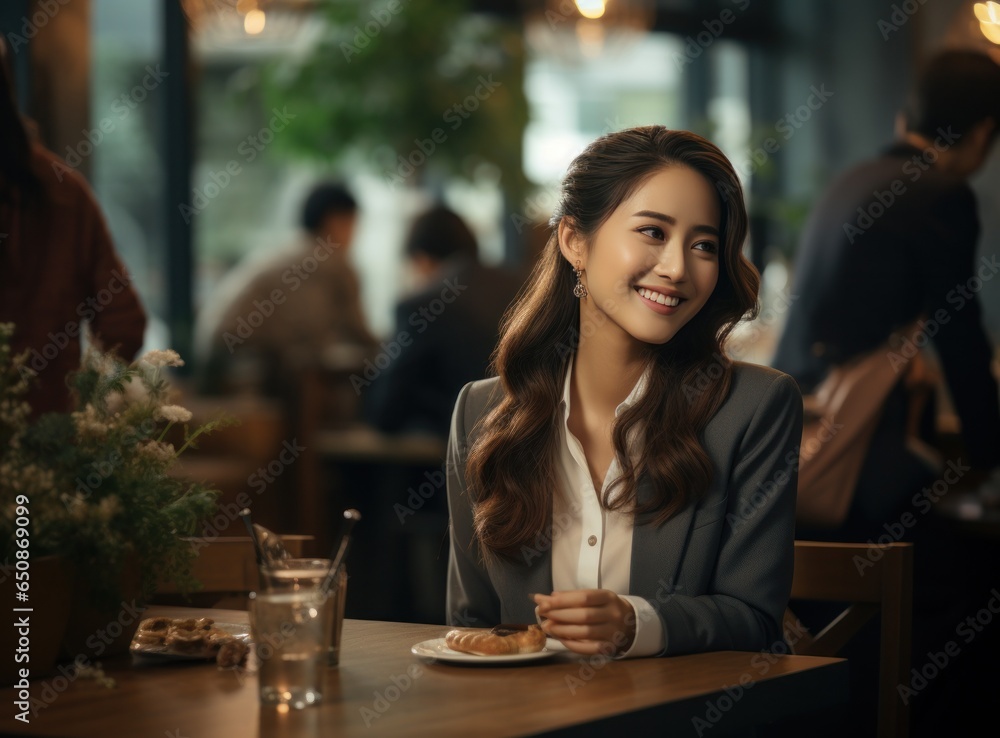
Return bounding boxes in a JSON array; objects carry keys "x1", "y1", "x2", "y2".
[
  {"x1": 534, "y1": 589, "x2": 610, "y2": 613},
  {"x1": 553, "y1": 638, "x2": 607, "y2": 656},
  {"x1": 537, "y1": 606, "x2": 607, "y2": 624},
  {"x1": 543, "y1": 621, "x2": 610, "y2": 641},
  {"x1": 530, "y1": 590, "x2": 637, "y2": 654}
]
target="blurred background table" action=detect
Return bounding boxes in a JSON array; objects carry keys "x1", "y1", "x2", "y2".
[{"x1": 311, "y1": 424, "x2": 449, "y2": 624}]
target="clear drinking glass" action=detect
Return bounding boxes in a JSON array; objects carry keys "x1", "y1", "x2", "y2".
[
  {"x1": 249, "y1": 590, "x2": 334, "y2": 709},
  {"x1": 258, "y1": 558, "x2": 348, "y2": 666}
]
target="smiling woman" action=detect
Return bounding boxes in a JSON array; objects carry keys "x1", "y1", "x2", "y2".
[
  {"x1": 446, "y1": 126, "x2": 803, "y2": 660},
  {"x1": 559, "y1": 165, "x2": 722, "y2": 346}
]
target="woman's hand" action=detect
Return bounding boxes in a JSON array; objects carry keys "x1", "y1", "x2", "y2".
[{"x1": 532, "y1": 590, "x2": 637, "y2": 656}]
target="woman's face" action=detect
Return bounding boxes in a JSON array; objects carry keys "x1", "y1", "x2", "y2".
[{"x1": 561, "y1": 164, "x2": 722, "y2": 348}]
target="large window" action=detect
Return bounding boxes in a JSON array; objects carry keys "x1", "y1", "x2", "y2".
[
  {"x1": 523, "y1": 31, "x2": 685, "y2": 188},
  {"x1": 88, "y1": 4, "x2": 761, "y2": 357},
  {"x1": 91, "y1": 0, "x2": 166, "y2": 349},
  {"x1": 186, "y1": 5, "x2": 508, "y2": 342}
]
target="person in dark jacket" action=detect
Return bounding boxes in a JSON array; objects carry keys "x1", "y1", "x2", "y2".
[
  {"x1": 363, "y1": 205, "x2": 521, "y2": 439},
  {"x1": 771, "y1": 49, "x2": 1000, "y2": 738}
]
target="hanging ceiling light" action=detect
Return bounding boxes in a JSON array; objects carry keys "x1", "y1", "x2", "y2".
[
  {"x1": 244, "y1": 8, "x2": 267, "y2": 35},
  {"x1": 522, "y1": 0, "x2": 655, "y2": 62},
  {"x1": 180, "y1": 0, "x2": 314, "y2": 43}
]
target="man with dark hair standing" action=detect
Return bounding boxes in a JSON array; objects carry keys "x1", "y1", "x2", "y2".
[
  {"x1": 772, "y1": 50, "x2": 1000, "y2": 737},
  {"x1": 196, "y1": 181, "x2": 377, "y2": 394}
]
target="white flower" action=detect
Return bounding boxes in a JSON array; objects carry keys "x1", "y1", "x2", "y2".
[
  {"x1": 60, "y1": 492, "x2": 88, "y2": 522},
  {"x1": 139, "y1": 440, "x2": 176, "y2": 464},
  {"x1": 157, "y1": 405, "x2": 192, "y2": 423},
  {"x1": 97, "y1": 496, "x2": 121, "y2": 523},
  {"x1": 106, "y1": 375, "x2": 149, "y2": 414},
  {"x1": 72, "y1": 404, "x2": 109, "y2": 438},
  {"x1": 140, "y1": 349, "x2": 185, "y2": 368}
]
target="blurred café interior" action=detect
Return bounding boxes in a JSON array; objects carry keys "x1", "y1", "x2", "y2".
[
  {"x1": 0, "y1": 0, "x2": 1000, "y2": 622},
  {"x1": 3, "y1": 0, "x2": 1000, "y2": 734}
]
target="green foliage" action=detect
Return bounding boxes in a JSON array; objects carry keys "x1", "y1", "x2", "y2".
[
  {"x1": 261, "y1": 0, "x2": 530, "y2": 199},
  {"x1": 0, "y1": 328, "x2": 226, "y2": 609}
]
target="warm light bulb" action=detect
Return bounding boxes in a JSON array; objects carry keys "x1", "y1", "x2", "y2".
[
  {"x1": 981, "y1": 19, "x2": 1000, "y2": 43},
  {"x1": 974, "y1": 1, "x2": 1000, "y2": 23},
  {"x1": 244, "y1": 8, "x2": 266, "y2": 35},
  {"x1": 575, "y1": 0, "x2": 606, "y2": 20}
]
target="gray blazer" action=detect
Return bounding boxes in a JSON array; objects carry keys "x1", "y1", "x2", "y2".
[{"x1": 446, "y1": 362, "x2": 803, "y2": 656}]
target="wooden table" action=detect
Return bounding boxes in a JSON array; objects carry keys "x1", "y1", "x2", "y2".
[{"x1": 2, "y1": 607, "x2": 847, "y2": 737}]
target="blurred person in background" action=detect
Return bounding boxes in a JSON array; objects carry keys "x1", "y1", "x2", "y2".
[
  {"x1": 774, "y1": 50, "x2": 1000, "y2": 524},
  {"x1": 0, "y1": 39, "x2": 146, "y2": 416},
  {"x1": 196, "y1": 181, "x2": 377, "y2": 396},
  {"x1": 362, "y1": 204, "x2": 521, "y2": 439},
  {"x1": 771, "y1": 49, "x2": 1000, "y2": 738},
  {"x1": 355, "y1": 205, "x2": 520, "y2": 623}
]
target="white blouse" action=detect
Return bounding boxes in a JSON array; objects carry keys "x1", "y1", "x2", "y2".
[{"x1": 552, "y1": 360, "x2": 666, "y2": 658}]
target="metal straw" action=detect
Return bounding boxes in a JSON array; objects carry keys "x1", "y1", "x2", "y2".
[
  {"x1": 322, "y1": 509, "x2": 361, "y2": 596},
  {"x1": 239, "y1": 508, "x2": 267, "y2": 570}
]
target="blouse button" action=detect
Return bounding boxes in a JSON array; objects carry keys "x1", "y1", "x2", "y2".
[{"x1": 587, "y1": 535, "x2": 598, "y2": 546}]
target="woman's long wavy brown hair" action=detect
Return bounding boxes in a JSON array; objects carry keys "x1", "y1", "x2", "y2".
[{"x1": 465, "y1": 126, "x2": 760, "y2": 560}]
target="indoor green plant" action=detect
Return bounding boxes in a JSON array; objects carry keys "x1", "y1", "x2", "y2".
[
  {"x1": 0, "y1": 323, "x2": 224, "y2": 657},
  {"x1": 260, "y1": 0, "x2": 530, "y2": 202}
]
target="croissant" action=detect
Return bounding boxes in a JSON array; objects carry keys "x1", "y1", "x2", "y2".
[{"x1": 445, "y1": 624, "x2": 546, "y2": 656}]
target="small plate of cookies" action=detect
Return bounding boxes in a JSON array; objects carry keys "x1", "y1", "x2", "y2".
[
  {"x1": 130, "y1": 616, "x2": 250, "y2": 668},
  {"x1": 412, "y1": 624, "x2": 557, "y2": 664}
]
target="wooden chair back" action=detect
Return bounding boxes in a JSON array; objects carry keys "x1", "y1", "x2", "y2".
[{"x1": 786, "y1": 540, "x2": 913, "y2": 738}]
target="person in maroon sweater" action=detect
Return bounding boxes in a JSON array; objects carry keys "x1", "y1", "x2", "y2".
[{"x1": 0, "y1": 41, "x2": 146, "y2": 415}]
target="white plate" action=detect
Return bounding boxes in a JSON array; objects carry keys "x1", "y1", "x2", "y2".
[{"x1": 411, "y1": 637, "x2": 559, "y2": 664}]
